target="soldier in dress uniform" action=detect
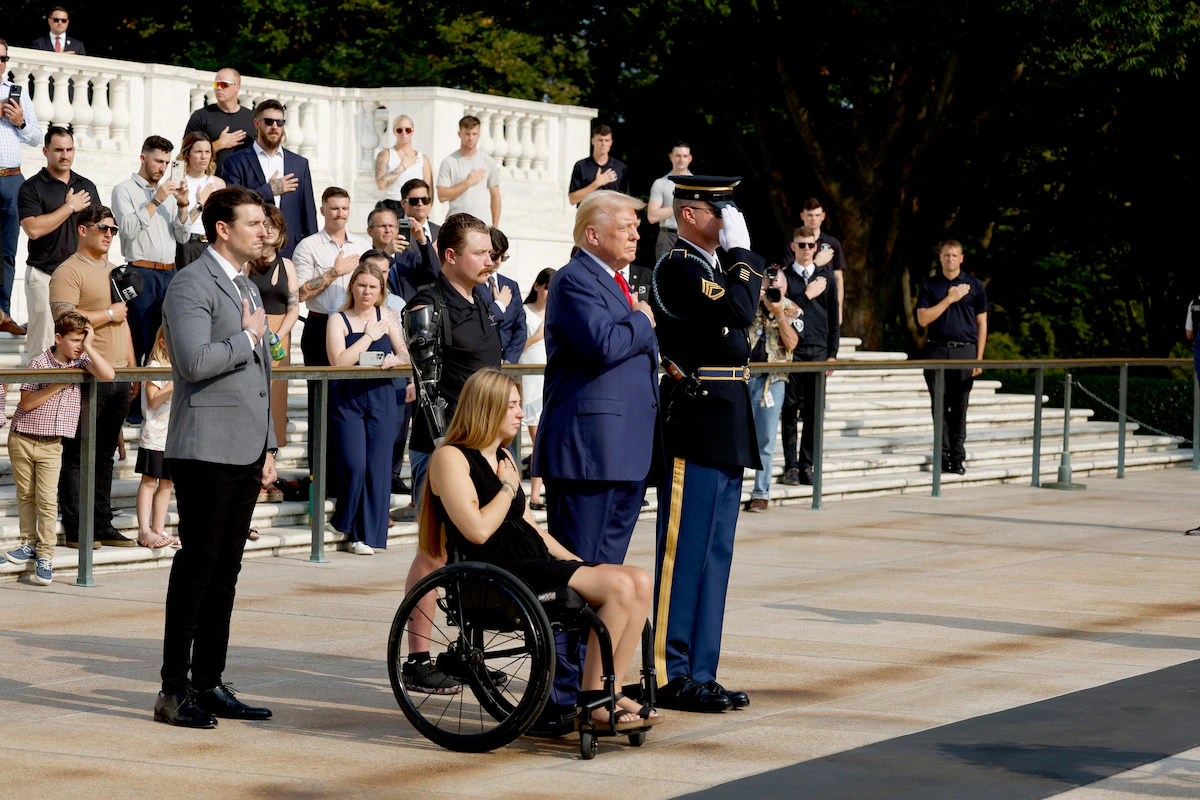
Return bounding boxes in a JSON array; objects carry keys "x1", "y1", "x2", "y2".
[{"x1": 650, "y1": 175, "x2": 764, "y2": 713}]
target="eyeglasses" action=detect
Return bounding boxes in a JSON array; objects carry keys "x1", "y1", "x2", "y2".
[
  {"x1": 491, "y1": 253, "x2": 511, "y2": 263},
  {"x1": 370, "y1": 223, "x2": 398, "y2": 231},
  {"x1": 263, "y1": 223, "x2": 279, "y2": 232},
  {"x1": 260, "y1": 118, "x2": 286, "y2": 127},
  {"x1": 793, "y1": 242, "x2": 817, "y2": 249},
  {"x1": 683, "y1": 205, "x2": 719, "y2": 217},
  {"x1": 395, "y1": 127, "x2": 414, "y2": 134},
  {"x1": 404, "y1": 196, "x2": 431, "y2": 205},
  {"x1": 91, "y1": 223, "x2": 118, "y2": 234},
  {"x1": 50, "y1": 17, "x2": 69, "y2": 22},
  {"x1": 213, "y1": 81, "x2": 240, "y2": 90}
]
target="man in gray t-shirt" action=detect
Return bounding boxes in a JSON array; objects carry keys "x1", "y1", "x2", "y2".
[
  {"x1": 435, "y1": 116, "x2": 501, "y2": 227},
  {"x1": 646, "y1": 141, "x2": 693, "y2": 260}
]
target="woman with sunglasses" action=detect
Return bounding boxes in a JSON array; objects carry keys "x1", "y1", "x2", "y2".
[
  {"x1": 175, "y1": 132, "x2": 226, "y2": 267},
  {"x1": 375, "y1": 115, "x2": 432, "y2": 215}
]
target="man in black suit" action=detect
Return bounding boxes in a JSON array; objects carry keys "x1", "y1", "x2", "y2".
[
  {"x1": 781, "y1": 224, "x2": 840, "y2": 486},
  {"x1": 31, "y1": 7, "x2": 86, "y2": 54},
  {"x1": 220, "y1": 99, "x2": 316, "y2": 258}
]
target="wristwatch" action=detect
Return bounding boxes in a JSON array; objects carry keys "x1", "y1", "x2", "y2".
[{"x1": 267, "y1": 447, "x2": 279, "y2": 456}]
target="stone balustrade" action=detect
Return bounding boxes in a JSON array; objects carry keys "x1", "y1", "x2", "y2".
[{"x1": 4, "y1": 48, "x2": 597, "y2": 324}]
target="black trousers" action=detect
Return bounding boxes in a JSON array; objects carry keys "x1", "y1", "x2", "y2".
[
  {"x1": 301, "y1": 315, "x2": 331, "y2": 476},
  {"x1": 161, "y1": 453, "x2": 264, "y2": 694},
  {"x1": 781, "y1": 345, "x2": 827, "y2": 472},
  {"x1": 58, "y1": 381, "x2": 131, "y2": 542},
  {"x1": 922, "y1": 343, "x2": 977, "y2": 463}
]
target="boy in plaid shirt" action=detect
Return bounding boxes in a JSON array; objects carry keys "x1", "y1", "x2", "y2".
[{"x1": 4, "y1": 312, "x2": 116, "y2": 585}]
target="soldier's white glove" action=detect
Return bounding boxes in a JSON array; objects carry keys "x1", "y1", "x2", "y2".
[{"x1": 718, "y1": 206, "x2": 751, "y2": 251}]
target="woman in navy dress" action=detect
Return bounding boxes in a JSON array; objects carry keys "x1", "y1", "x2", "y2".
[
  {"x1": 420, "y1": 368, "x2": 660, "y2": 729},
  {"x1": 326, "y1": 262, "x2": 410, "y2": 554}
]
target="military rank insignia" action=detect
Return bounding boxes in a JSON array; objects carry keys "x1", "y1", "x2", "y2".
[{"x1": 701, "y1": 279, "x2": 726, "y2": 300}]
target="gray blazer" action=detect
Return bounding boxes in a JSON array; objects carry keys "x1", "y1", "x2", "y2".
[{"x1": 162, "y1": 248, "x2": 278, "y2": 465}]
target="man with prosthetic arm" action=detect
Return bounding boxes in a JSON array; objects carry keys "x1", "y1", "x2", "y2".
[{"x1": 650, "y1": 176, "x2": 763, "y2": 713}]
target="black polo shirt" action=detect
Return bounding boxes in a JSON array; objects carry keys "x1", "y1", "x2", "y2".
[
  {"x1": 16, "y1": 168, "x2": 101, "y2": 274},
  {"x1": 569, "y1": 155, "x2": 631, "y2": 200},
  {"x1": 408, "y1": 273, "x2": 503, "y2": 453},
  {"x1": 183, "y1": 103, "x2": 257, "y2": 178},
  {"x1": 916, "y1": 270, "x2": 989, "y2": 343}
]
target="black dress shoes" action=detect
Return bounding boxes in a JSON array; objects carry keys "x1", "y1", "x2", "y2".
[
  {"x1": 656, "y1": 676, "x2": 732, "y2": 713},
  {"x1": 704, "y1": 680, "x2": 749, "y2": 709},
  {"x1": 195, "y1": 684, "x2": 273, "y2": 720},
  {"x1": 798, "y1": 466, "x2": 814, "y2": 486},
  {"x1": 154, "y1": 689, "x2": 218, "y2": 728}
]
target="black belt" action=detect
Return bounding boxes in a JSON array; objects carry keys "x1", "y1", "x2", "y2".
[
  {"x1": 11, "y1": 430, "x2": 62, "y2": 444},
  {"x1": 187, "y1": 233, "x2": 208, "y2": 243},
  {"x1": 928, "y1": 340, "x2": 975, "y2": 349},
  {"x1": 308, "y1": 312, "x2": 329, "y2": 320}
]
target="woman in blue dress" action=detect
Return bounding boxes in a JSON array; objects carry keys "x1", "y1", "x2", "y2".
[{"x1": 326, "y1": 262, "x2": 410, "y2": 554}]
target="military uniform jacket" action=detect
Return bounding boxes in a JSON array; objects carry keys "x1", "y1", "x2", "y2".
[{"x1": 651, "y1": 238, "x2": 765, "y2": 471}]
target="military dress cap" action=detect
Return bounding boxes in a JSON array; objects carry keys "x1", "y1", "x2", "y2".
[{"x1": 668, "y1": 175, "x2": 742, "y2": 209}]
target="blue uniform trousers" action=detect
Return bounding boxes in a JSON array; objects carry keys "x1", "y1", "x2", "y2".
[
  {"x1": 653, "y1": 457, "x2": 743, "y2": 686},
  {"x1": 127, "y1": 266, "x2": 176, "y2": 365},
  {"x1": 544, "y1": 478, "x2": 647, "y2": 709}
]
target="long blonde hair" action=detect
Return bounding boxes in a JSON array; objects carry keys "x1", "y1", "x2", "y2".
[
  {"x1": 418, "y1": 368, "x2": 522, "y2": 560},
  {"x1": 149, "y1": 325, "x2": 171, "y2": 366}
]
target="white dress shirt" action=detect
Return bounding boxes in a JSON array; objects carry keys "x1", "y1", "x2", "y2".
[
  {"x1": 791, "y1": 263, "x2": 814, "y2": 283},
  {"x1": 253, "y1": 141, "x2": 285, "y2": 208},
  {"x1": 207, "y1": 247, "x2": 259, "y2": 348},
  {"x1": 292, "y1": 228, "x2": 370, "y2": 315}
]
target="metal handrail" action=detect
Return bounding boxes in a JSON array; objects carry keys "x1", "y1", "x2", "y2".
[{"x1": 2, "y1": 356, "x2": 1193, "y2": 585}]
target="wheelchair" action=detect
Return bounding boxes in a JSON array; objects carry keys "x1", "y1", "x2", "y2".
[{"x1": 386, "y1": 557, "x2": 658, "y2": 759}]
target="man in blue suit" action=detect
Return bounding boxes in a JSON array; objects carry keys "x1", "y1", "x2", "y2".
[
  {"x1": 478, "y1": 228, "x2": 526, "y2": 363},
  {"x1": 532, "y1": 191, "x2": 660, "y2": 727},
  {"x1": 220, "y1": 99, "x2": 316, "y2": 258}
]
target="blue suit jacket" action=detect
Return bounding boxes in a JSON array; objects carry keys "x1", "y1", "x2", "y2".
[
  {"x1": 221, "y1": 146, "x2": 317, "y2": 259},
  {"x1": 533, "y1": 252, "x2": 660, "y2": 482},
  {"x1": 388, "y1": 248, "x2": 439, "y2": 304},
  {"x1": 479, "y1": 273, "x2": 528, "y2": 364}
]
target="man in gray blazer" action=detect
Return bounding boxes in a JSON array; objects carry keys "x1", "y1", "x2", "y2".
[{"x1": 154, "y1": 186, "x2": 278, "y2": 728}]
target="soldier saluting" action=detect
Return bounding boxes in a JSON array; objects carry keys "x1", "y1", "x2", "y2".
[{"x1": 650, "y1": 176, "x2": 764, "y2": 713}]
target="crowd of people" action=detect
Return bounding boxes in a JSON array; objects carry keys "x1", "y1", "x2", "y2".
[{"x1": 1, "y1": 43, "x2": 999, "y2": 734}]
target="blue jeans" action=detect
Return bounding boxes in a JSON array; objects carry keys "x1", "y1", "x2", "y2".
[
  {"x1": 0, "y1": 173, "x2": 24, "y2": 315},
  {"x1": 750, "y1": 376, "x2": 785, "y2": 500},
  {"x1": 127, "y1": 266, "x2": 177, "y2": 365}
]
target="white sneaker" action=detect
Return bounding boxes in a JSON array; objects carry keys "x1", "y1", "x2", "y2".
[{"x1": 350, "y1": 541, "x2": 374, "y2": 556}]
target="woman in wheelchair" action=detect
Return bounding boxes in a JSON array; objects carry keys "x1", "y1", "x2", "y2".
[{"x1": 419, "y1": 368, "x2": 660, "y2": 729}]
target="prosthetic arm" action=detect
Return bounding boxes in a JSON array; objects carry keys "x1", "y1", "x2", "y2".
[{"x1": 402, "y1": 305, "x2": 449, "y2": 444}]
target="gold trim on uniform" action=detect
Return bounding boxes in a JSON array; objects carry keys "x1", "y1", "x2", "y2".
[
  {"x1": 696, "y1": 365, "x2": 750, "y2": 382},
  {"x1": 731, "y1": 260, "x2": 763, "y2": 278},
  {"x1": 672, "y1": 181, "x2": 738, "y2": 192},
  {"x1": 700, "y1": 278, "x2": 726, "y2": 301},
  {"x1": 654, "y1": 457, "x2": 688, "y2": 686}
]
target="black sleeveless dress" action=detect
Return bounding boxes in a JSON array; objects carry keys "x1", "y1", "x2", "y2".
[{"x1": 433, "y1": 445, "x2": 597, "y2": 593}]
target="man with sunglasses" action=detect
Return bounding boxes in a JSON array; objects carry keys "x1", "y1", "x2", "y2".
[
  {"x1": 1, "y1": 39, "x2": 43, "y2": 335},
  {"x1": 222, "y1": 99, "x2": 316, "y2": 258},
  {"x1": 780, "y1": 225, "x2": 839, "y2": 487},
  {"x1": 31, "y1": 7, "x2": 86, "y2": 54},
  {"x1": 17, "y1": 126, "x2": 97, "y2": 354},
  {"x1": 182, "y1": 69, "x2": 257, "y2": 179}
]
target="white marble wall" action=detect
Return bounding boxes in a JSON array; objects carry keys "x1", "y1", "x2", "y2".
[{"x1": 4, "y1": 47, "x2": 597, "y2": 322}]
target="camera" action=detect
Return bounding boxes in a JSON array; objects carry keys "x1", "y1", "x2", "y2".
[{"x1": 764, "y1": 265, "x2": 781, "y2": 303}]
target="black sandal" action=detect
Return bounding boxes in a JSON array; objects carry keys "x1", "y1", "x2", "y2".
[
  {"x1": 575, "y1": 690, "x2": 644, "y2": 732},
  {"x1": 614, "y1": 692, "x2": 660, "y2": 722}
]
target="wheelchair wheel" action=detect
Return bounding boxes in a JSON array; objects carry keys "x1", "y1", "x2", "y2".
[
  {"x1": 387, "y1": 562, "x2": 555, "y2": 752},
  {"x1": 580, "y1": 729, "x2": 598, "y2": 760}
]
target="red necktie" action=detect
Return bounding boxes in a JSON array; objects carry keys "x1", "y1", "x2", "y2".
[
  {"x1": 614, "y1": 271, "x2": 633, "y2": 307},
  {"x1": 54, "y1": 36, "x2": 62, "y2": 52}
]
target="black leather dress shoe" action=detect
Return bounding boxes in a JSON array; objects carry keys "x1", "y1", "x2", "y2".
[
  {"x1": 703, "y1": 680, "x2": 750, "y2": 709},
  {"x1": 798, "y1": 467, "x2": 814, "y2": 486},
  {"x1": 195, "y1": 684, "x2": 272, "y2": 720},
  {"x1": 154, "y1": 690, "x2": 218, "y2": 728},
  {"x1": 656, "y1": 676, "x2": 732, "y2": 713},
  {"x1": 951, "y1": 460, "x2": 966, "y2": 475}
]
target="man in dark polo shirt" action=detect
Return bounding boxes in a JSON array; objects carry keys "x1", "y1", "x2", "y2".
[
  {"x1": 399, "y1": 212, "x2": 501, "y2": 695},
  {"x1": 916, "y1": 239, "x2": 989, "y2": 475},
  {"x1": 781, "y1": 197, "x2": 848, "y2": 324},
  {"x1": 567, "y1": 123, "x2": 630, "y2": 206},
  {"x1": 182, "y1": 68, "x2": 256, "y2": 179},
  {"x1": 17, "y1": 126, "x2": 97, "y2": 354}
]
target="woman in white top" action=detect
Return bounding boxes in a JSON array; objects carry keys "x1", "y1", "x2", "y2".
[
  {"x1": 175, "y1": 132, "x2": 226, "y2": 267},
  {"x1": 518, "y1": 268, "x2": 555, "y2": 509},
  {"x1": 375, "y1": 114, "x2": 433, "y2": 212}
]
